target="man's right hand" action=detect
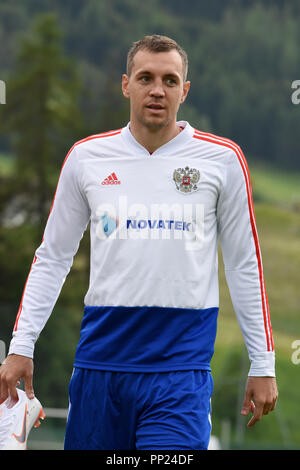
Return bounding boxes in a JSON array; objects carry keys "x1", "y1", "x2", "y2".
[{"x1": 0, "y1": 354, "x2": 34, "y2": 404}]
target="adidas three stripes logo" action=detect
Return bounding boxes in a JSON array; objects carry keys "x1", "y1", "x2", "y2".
[{"x1": 101, "y1": 172, "x2": 121, "y2": 185}]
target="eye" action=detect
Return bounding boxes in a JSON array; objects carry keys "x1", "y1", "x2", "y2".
[
  {"x1": 166, "y1": 78, "x2": 177, "y2": 86},
  {"x1": 140, "y1": 76, "x2": 150, "y2": 83}
]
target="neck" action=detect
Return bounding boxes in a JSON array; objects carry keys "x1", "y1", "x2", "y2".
[{"x1": 129, "y1": 119, "x2": 182, "y2": 154}]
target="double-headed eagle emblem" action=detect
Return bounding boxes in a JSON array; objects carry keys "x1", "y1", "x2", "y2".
[{"x1": 173, "y1": 166, "x2": 200, "y2": 193}]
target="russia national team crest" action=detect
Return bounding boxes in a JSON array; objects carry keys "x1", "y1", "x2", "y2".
[{"x1": 173, "y1": 166, "x2": 200, "y2": 193}]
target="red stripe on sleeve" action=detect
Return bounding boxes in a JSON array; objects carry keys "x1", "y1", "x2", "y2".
[{"x1": 193, "y1": 129, "x2": 274, "y2": 351}]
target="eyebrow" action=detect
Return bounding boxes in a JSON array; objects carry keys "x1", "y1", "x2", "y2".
[{"x1": 135, "y1": 70, "x2": 180, "y2": 79}]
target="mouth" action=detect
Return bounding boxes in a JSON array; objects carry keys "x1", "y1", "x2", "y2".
[
  {"x1": 146, "y1": 103, "x2": 165, "y2": 114},
  {"x1": 146, "y1": 103, "x2": 165, "y2": 116}
]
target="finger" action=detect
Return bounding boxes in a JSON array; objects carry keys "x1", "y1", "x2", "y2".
[
  {"x1": 7, "y1": 379, "x2": 19, "y2": 403},
  {"x1": 247, "y1": 412, "x2": 261, "y2": 427},
  {"x1": 263, "y1": 400, "x2": 275, "y2": 415},
  {"x1": 270, "y1": 397, "x2": 277, "y2": 411},
  {"x1": 271, "y1": 392, "x2": 278, "y2": 411},
  {"x1": 264, "y1": 396, "x2": 278, "y2": 414},
  {"x1": 263, "y1": 390, "x2": 279, "y2": 414},
  {"x1": 0, "y1": 370, "x2": 11, "y2": 404},
  {"x1": 247, "y1": 402, "x2": 264, "y2": 427},
  {"x1": 262, "y1": 406, "x2": 270, "y2": 415},
  {"x1": 0, "y1": 381, "x2": 9, "y2": 404},
  {"x1": 24, "y1": 374, "x2": 35, "y2": 399}
]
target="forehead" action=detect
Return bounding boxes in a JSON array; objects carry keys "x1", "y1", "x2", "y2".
[{"x1": 131, "y1": 49, "x2": 184, "y2": 78}]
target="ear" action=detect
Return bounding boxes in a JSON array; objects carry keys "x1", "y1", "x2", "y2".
[
  {"x1": 180, "y1": 80, "x2": 191, "y2": 104},
  {"x1": 122, "y1": 74, "x2": 130, "y2": 99}
]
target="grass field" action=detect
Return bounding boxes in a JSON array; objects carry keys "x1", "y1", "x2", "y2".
[{"x1": 250, "y1": 162, "x2": 300, "y2": 208}]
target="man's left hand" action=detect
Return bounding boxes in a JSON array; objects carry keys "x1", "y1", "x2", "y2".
[{"x1": 241, "y1": 376, "x2": 278, "y2": 427}]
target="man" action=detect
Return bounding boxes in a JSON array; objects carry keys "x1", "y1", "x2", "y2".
[{"x1": 0, "y1": 35, "x2": 278, "y2": 450}]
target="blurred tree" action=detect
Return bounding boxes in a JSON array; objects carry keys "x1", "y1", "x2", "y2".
[
  {"x1": 2, "y1": 13, "x2": 83, "y2": 233},
  {"x1": 2, "y1": 0, "x2": 300, "y2": 168}
]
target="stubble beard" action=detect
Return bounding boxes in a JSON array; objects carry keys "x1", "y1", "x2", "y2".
[{"x1": 134, "y1": 109, "x2": 172, "y2": 131}]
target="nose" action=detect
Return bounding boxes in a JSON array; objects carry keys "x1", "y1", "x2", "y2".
[{"x1": 149, "y1": 79, "x2": 165, "y2": 97}]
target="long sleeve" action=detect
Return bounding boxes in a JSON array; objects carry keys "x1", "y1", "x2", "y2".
[
  {"x1": 8, "y1": 146, "x2": 90, "y2": 359},
  {"x1": 217, "y1": 147, "x2": 275, "y2": 377}
]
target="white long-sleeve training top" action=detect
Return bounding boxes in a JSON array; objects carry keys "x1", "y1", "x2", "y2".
[{"x1": 8, "y1": 121, "x2": 275, "y2": 376}]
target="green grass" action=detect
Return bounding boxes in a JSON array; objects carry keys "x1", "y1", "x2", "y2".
[{"x1": 249, "y1": 161, "x2": 300, "y2": 208}]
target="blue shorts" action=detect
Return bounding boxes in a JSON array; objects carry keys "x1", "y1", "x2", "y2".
[{"x1": 64, "y1": 368, "x2": 213, "y2": 450}]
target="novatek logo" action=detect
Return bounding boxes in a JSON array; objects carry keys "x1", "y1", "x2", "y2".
[
  {"x1": 101, "y1": 172, "x2": 121, "y2": 185},
  {"x1": 95, "y1": 196, "x2": 205, "y2": 251},
  {"x1": 127, "y1": 219, "x2": 192, "y2": 231}
]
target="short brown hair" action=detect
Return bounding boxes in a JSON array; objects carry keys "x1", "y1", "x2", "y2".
[{"x1": 126, "y1": 34, "x2": 188, "y2": 81}]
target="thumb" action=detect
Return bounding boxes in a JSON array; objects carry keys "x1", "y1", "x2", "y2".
[{"x1": 24, "y1": 374, "x2": 35, "y2": 400}]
